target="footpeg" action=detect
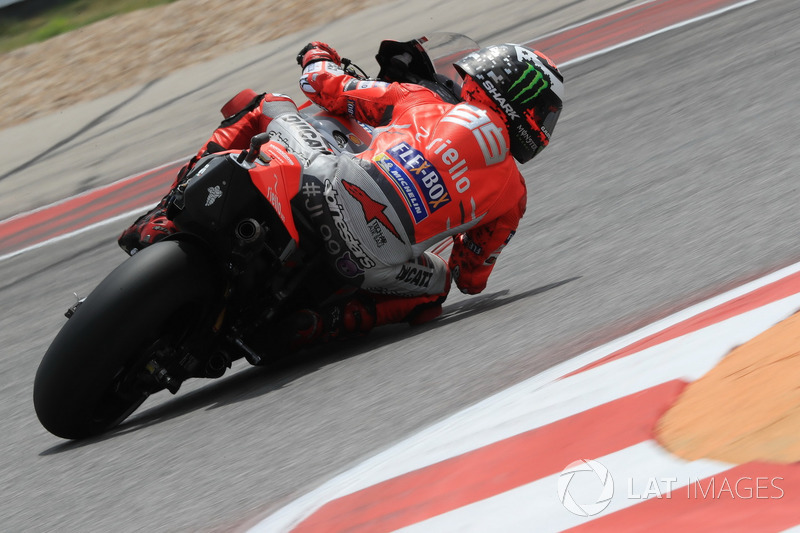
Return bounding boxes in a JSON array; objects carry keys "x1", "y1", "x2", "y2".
[{"x1": 65, "y1": 293, "x2": 86, "y2": 318}]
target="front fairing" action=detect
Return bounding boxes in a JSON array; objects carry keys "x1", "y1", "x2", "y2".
[
  {"x1": 300, "y1": 106, "x2": 374, "y2": 155},
  {"x1": 248, "y1": 143, "x2": 303, "y2": 244},
  {"x1": 168, "y1": 150, "x2": 296, "y2": 258}
]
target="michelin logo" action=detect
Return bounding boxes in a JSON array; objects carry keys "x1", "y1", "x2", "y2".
[
  {"x1": 387, "y1": 142, "x2": 451, "y2": 214},
  {"x1": 374, "y1": 153, "x2": 428, "y2": 223}
]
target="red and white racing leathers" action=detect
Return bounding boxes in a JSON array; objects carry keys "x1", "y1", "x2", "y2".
[
  {"x1": 298, "y1": 59, "x2": 527, "y2": 298},
  {"x1": 120, "y1": 60, "x2": 528, "y2": 328}
]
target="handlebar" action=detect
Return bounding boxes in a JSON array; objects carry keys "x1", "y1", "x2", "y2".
[{"x1": 237, "y1": 132, "x2": 272, "y2": 164}]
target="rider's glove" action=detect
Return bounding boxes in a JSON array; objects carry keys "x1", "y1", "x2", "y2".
[
  {"x1": 296, "y1": 41, "x2": 341, "y2": 68},
  {"x1": 117, "y1": 208, "x2": 176, "y2": 255}
]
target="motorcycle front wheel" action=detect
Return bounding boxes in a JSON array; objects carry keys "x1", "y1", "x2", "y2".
[{"x1": 33, "y1": 239, "x2": 221, "y2": 440}]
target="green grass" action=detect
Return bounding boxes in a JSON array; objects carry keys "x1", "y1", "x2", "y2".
[{"x1": 0, "y1": 0, "x2": 180, "y2": 54}]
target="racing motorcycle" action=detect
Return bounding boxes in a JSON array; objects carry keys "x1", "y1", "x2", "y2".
[{"x1": 33, "y1": 33, "x2": 480, "y2": 440}]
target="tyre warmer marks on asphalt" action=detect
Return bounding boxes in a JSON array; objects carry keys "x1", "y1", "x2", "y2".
[{"x1": 250, "y1": 261, "x2": 800, "y2": 531}]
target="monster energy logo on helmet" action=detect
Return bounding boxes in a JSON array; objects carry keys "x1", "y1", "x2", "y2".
[
  {"x1": 509, "y1": 64, "x2": 549, "y2": 104},
  {"x1": 454, "y1": 43, "x2": 564, "y2": 164}
]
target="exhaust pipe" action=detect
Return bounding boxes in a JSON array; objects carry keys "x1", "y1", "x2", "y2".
[
  {"x1": 205, "y1": 352, "x2": 231, "y2": 378},
  {"x1": 235, "y1": 218, "x2": 263, "y2": 245}
]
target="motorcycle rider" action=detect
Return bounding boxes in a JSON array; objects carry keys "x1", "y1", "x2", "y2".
[{"x1": 118, "y1": 39, "x2": 564, "y2": 351}]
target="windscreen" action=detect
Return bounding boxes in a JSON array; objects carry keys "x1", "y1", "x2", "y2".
[{"x1": 416, "y1": 33, "x2": 480, "y2": 84}]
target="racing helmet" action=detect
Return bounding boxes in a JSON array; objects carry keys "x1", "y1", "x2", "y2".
[{"x1": 454, "y1": 44, "x2": 564, "y2": 163}]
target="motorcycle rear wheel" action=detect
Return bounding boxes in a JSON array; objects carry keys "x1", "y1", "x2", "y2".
[{"x1": 33, "y1": 239, "x2": 221, "y2": 440}]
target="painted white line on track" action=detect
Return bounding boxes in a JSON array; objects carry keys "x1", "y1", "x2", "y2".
[
  {"x1": 0, "y1": 205, "x2": 153, "y2": 263},
  {"x1": 250, "y1": 258, "x2": 800, "y2": 531},
  {"x1": 0, "y1": 156, "x2": 189, "y2": 264},
  {"x1": 0, "y1": 156, "x2": 186, "y2": 225},
  {"x1": 397, "y1": 441, "x2": 730, "y2": 533},
  {"x1": 0, "y1": 0, "x2": 763, "y2": 266},
  {"x1": 346, "y1": 292, "x2": 800, "y2": 492},
  {"x1": 532, "y1": 0, "x2": 662, "y2": 40},
  {"x1": 558, "y1": 0, "x2": 761, "y2": 68}
]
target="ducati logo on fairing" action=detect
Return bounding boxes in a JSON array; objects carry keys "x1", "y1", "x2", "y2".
[
  {"x1": 281, "y1": 114, "x2": 328, "y2": 153},
  {"x1": 205, "y1": 185, "x2": 223, "y2": 207}
]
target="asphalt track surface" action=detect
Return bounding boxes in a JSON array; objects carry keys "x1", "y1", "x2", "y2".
[{"x1": 2, "y1": 0, "x2": 799, "y2": 531}]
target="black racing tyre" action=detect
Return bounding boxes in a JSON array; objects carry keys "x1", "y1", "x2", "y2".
[{"x1": 33, "y1": 240, "x2": 222, "y2": 440}]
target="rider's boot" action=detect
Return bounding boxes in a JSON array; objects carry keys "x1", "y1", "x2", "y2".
[
  {"x1": 374, "y1": 293, "x2": 446, "y2": 326},
  {"x1": 117, "y1": 199, "x2": 177, "y2": 255},
  {"x1": 281, "y1": 291, "x2": 447, "y2": 352},
  {"x1": 284, "y1": 295, "x2": 377, "y2": 351}
]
